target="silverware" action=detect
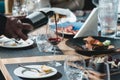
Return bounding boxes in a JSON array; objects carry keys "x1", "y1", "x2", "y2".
[
  {"x1": 12, "y1": 39, "x2": 23, "y2": 44},
  {"x1": 4, "y1": 39, "x2": 22, "y2": 45},
  {"x1": 18, "y1": 64, "x2": 41, "y2": 73}
]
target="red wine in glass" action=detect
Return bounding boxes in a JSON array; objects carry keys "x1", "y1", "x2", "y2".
[
  {"x1": 48, "y1": 37, "x2": 62, "y2": 45},
  {"x1": 48, "y1": 13, "x2": 63, "y2": 45},
  {"x1": 47, "y1": 13, "x2": 63, "y2": 67}
]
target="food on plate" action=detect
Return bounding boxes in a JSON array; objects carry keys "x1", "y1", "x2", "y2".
[
  {"x1": 11, "y1": 43, "x2": 17, "y2": 46},
  {"x1": 83, "y1": 36, "x2": 115, "y2": 51},
  {"x1": 1, "y1": 38, "x2": 31, "y2": 47},
  {"x1": 107, "y1": 55, "x2": 120, "y2": 69},
  {"x1": 57, "y1": 25, "x2": 78, "y2": 35},
  {"x1": 50, "y1": 13, "x2": 67, "y2": 22},
  {"x1": 89, "y1": 56, "x2": 120, "y2": 71},
  {"x1": 41, "y1": 65, "x2": 53, "y2": 74}
]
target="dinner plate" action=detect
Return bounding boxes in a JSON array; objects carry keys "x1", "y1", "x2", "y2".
[
  {"x1": 0, "y1": 36, "x2": 34, "y2": 48},
  {"x1": 50, "y1": 21, "x2": 83, "y2": 36},
  {"x1": 66, "y1": 36, "x2": 120, "y2": 56},
  {"x1": 14, "y1": 65, "x2": 57, "y2": 79},
  {"x1": 57, "y1": 29, "x2": 76, "y2": 36},
  {"x1": 39, "y1": 7, "x2": 77, "y2": 25}
]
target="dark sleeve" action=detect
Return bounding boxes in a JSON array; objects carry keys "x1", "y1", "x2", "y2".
[
  {"x1": 83, "y1": 0, "x2": 95, "y2": 10},
  {"x1": 0, "y1": 14, "x2": 7, "y2": 35}
]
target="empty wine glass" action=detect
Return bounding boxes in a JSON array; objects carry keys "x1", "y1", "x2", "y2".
[{"x1": 64, "y1": 54, "x2": 89, "y2": 80}]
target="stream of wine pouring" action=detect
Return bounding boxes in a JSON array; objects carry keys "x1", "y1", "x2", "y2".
[{"x1": 54, "y1": 14, "x2": 58, "y2": 39}]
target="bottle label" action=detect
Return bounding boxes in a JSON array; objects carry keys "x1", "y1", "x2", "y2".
[{"x1": 26, "y1": 12, "x2": 46, "y2": 23}]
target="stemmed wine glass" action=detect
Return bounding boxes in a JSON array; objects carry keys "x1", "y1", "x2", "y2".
[{"x1": 47, "y1": 14, "x2": 64, "y2": 67}]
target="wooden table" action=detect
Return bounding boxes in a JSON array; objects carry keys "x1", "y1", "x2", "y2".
[
  {"x1": 0, "y1": 42, "x2": 89, "y2": 80},
  {"x1": 1, "y1": 25, "x2": 120, "y2": 80},
  {"x1": 0, "y1": 25, "x2": 90, "y2": 80}
]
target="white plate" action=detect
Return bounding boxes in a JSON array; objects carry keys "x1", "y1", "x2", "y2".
[
  {"x1": 39, "y1": 7, "x2": 77, "y2": 25},
  {"x1": 0, "y1": 36, "x2": 34, "y2": 48},
  {"x1": 14, "y1": 65, "x2": 57, "y2": 79},
  {"x1": 57, "y1": 29, "x2": 77, "y2": 36}
]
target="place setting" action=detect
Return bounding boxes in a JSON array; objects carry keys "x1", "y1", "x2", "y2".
[
  {"x1": 65, "y1": 4, "x2": 120, "y2": 56},
  {"x1": 0, "y1": 35, "x2": 34, "y2": 49},
  {"x1": 64, "y1": 54, "x2": 111, "y2": 80},
  {"x1": 13, "y1": 64, "x2": 58, "y2": 79},
  {"x1": 66, "y1": 36, "x2": 120, "y2": 56}
]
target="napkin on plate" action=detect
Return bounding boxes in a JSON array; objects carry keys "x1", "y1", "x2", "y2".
[
  {"x1": 50, "y1": 21, "x2": 83, "y2": 31},
  {"x1": 74, "y1": 8, "x2": 98, "y2": 38}
]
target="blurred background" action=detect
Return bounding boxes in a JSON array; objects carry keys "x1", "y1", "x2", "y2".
[{"x1": 0, "y1": 0, "x2": 95, "y2": 14}]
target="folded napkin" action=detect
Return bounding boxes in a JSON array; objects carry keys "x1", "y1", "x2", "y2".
[
  {"x1": 74, "y1": 8, "x2": 98, "y2": 38},
  {"x1": 50, "y1": 21, "x2": 83, "y2": 31}
]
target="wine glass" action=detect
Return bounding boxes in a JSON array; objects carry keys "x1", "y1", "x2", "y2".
[
  {"x1": 64, "y1": 54, "x2": 89, "y2": 80},
  {"x1": 36, "y1": 34, "x2": 54, "y2": 66},
  {"x1": 47, "y1": 14, "x2": 64, "y2": 67}
]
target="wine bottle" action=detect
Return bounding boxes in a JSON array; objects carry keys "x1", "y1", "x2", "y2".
[{"x1": 20, "y1": 11, "x2": 54, "y2": 35}]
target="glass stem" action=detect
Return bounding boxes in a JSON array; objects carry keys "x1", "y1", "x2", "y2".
[{"x1": 53, "y1": 45, "x2": 56, "y2": 63}]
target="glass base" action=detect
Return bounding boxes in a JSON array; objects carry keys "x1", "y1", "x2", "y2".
[{"x1": 48, "y1": 61, "x2": 62, "y2": 67}]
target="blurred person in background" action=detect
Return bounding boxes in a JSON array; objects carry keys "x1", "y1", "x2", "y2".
[
  {"x1": 4, "y1": 0, "x2": 95, "y2": 14},
  {"x1": 50, "y1": 0, "x2": 95, "y2": 11}
]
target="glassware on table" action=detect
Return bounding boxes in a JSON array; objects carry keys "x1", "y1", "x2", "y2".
[
  {"x1": 25, "y1": 0, "x2": 51, "y2": 14},
  {"x1": 36, "y1": 33, "x2": 57, "y2": 66},
  {"x1": 47, "y1": 14, "x2": 64, "y2": 67},
  {"x1": 98, "y1": 0, "x2": 119, "y2": 38},
  {"x1": 64, "y1": 54, "x2": 89, "y2": 80},
  {"x1": 12, "y1": 0, "x2": 28, "y2": 16},
  {"x1": 36, "y1": 34, "x2": 53, "y2": 54}
]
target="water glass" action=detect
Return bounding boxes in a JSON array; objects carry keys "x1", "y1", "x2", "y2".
[
  {"x1": 12, "y1": 0, "x2": 28, "y2": 16},
  {"x1": 36, "y1": 34, "x2": 52, "y2": 53},
  {"x1": 99, "y1": 0, "x2": 119, "y2": 38},
  {"x1": 25, "y1": 0, "x2": 51, "y2": 13},
  {"x1": 64, "y1": 54, "x2": 88, "y2": 80}
]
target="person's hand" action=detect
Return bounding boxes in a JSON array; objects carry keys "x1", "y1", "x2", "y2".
[{"x1": 4, "y1": 17, "x2": 33, "y2": 40}]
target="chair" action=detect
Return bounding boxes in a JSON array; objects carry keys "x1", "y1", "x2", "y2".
[{"x1": 0, "y1": 0, "x2": 5, "y2": 13}]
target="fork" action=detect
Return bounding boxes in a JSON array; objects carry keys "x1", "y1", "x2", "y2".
[
  {"x1": 18, "y1": 64, "x2": 41, "y2": 73},
  {"x1": 11, "y1": 38, "x2": 23, "y2": 45}
]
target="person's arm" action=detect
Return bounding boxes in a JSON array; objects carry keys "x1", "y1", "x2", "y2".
[
  {"x1": 0, "y1": 14, "x2": 33, "y2": 40},
  {"x1": 0, "y1": 14, "x2": 7, "y2": 35}
]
